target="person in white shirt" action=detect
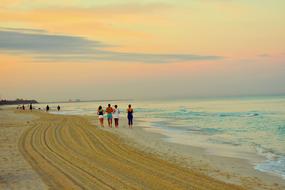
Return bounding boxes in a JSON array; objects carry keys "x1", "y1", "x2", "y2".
[{"x1": 113, "y1": 105, "x2": 120, "y2": 128}]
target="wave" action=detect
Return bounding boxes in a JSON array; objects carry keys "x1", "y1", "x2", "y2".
[
  {"x1": 208, "y1": 138, "x2": 242, "y2": 146},
  {"x1": 255, "y1": 157, "x2": 285, "y2": 179},
  {"x1": 254, "y1": 144, "x2": 285, "y2": 179},
  {"x1": 277, "y1": 125, "x2": 285, "y2": 135},
  {"x1": 139, "y1": 106, "x2": 263, "y2": 119},
  {"x1": 219, "y1": 112, "x2": 260, "y2": 118}
]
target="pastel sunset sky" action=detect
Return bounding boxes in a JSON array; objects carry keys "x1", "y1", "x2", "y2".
[{"x1": 0, "y1": 0, "x2": 284, "y2": 101}]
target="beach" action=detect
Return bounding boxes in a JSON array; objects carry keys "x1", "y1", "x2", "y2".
[
  {"x1": 0, "y1": 108, "x2": 47, "y2": 189},
  {"x1": 101, "y1": 117, "x2": 285, "y2": 190},
  {"x1": 0, "y1": 107, "x2": 284, "y2": 189}
]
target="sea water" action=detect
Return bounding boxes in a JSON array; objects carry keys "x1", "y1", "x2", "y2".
[{"x1": 36, "y1": 96, "x2": 285, "y2": 179}]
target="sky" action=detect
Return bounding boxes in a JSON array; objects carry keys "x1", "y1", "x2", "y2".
[{"x1": 0, "y1": 0, "x2": 285, "y2": 101}]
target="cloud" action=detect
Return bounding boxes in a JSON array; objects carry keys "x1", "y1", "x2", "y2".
[
  {"x1": 0, "y1": 27, "x2": 48, "y2": 33},
  {"x1": 0, "y1": 1, "x2": 171, "y2": 11},
  {"x1": 0, "y1": 29, "x2": 105, "y2": 54},
  {"x1": 0, "y1": 27, "x2": 222, "y2": 63}
]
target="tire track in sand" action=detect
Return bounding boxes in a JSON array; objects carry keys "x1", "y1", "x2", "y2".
[{"x1": 19, "y1": 113, "x2": 245, "y2": 190}]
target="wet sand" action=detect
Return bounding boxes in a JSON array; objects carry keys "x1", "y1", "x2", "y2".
[
  {"x1": 91, "y1": 117, "x2": 285, "y2": 190},
  {"x1": 0, "y1": 108, "x2": 246, "y2": 190}
]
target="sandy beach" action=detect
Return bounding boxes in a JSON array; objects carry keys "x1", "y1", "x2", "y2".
[
  {"x1": 101, "y1": 117, "x2": 285, "y2": 190},
  {"x1": 0, "y1": 108, "x2": 47, "y2": 190},
  {"x1": 0, "y1": 108, "x2": 284, "y2": 189},
  {"x1": 1, "y1": 0, "x2": 284, "y2": 189}
]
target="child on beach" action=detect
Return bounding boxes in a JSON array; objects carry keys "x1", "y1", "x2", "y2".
[
  {"x1": 106, "y1": 104, "x2": 113, "y2": 128},
  {"x1": 127, "y1": 104, "x2": 134, "y2": 129},
  {"x1": 113, "y1": 105, "x2": 120, "y2": 128},
  {"x1": 97, "y1": 106, "x2": 104, "y2": 127}
]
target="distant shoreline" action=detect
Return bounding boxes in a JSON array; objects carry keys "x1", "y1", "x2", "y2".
[
  {"x1": 39, "y1": 99, "x2": 134, "y2": 104},
  {"x1": 0, "y1": 99, "x2": 38, "y2": 106}
]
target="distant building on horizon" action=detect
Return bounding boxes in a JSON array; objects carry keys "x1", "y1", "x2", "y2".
[{"x1": 68, "y1": 99, "x2": 81, "y2": 102}]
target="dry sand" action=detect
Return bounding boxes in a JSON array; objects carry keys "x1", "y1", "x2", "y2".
[
  {"x1": 0, "y1": 109, "x2": 47, "y2": 190},
  {"x1": 0, "y1": 108, "x2": 247, "y2": 190}
]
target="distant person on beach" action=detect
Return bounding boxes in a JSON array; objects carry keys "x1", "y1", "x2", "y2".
[
  {"x1": 106, "y1": 104, "x2": 113, "y2": 128},
  {"x1": 113, "y1": 105, "x2": 120, "y2": 128},
  {"x1": 127, "y1": 104, "x2": 133, "y2": 128},
  {"x1": 46, "y1": 105, "x2": 49, "y2": 112},
  {"x1": 29, "y1": 104, "x2": 33, "y2": 110},
  {"x1": 22, "y1": 105, "x2": 25, "y2": 110},
  {"x1": 57, "y1": 105, "x2": 61, "y2": 111},
  {"x1": 97, "y1": 105, "x2": 104, "y2": 127}
]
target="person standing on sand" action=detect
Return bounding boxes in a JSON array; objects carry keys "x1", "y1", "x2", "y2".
[
  {"x1": 97, "y1": 106, "x2": 104, "y2": 127},
  {"x1": 127, "y1": 104, "x2": 134, "y2": 128},
  {"x1": 29, "y1": 104, "x2": 33, "y2": 110},
  {"x1": 46, "y1": 105, "x2": 49, "y2": 112},
  {"x1": 113, "y1": 105, "x2": 120, "y2": 128},
  {"x1": 57, "y1": 105, "x2": 61, "y2": 111},
  {"x1": 105, "y1": 104, "x2": 114, "y2": 128}
]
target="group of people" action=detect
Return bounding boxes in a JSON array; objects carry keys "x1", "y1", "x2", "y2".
[
  {"x1": 45, "y1": 105, "x2": 61, "y2": 112},
  {"x1": 17, "y1": 104, "x2": 34, "y2": 110},
  {"x1": 17, "y1": 103, "x2": 134, "y2": 128},
  {"x1": 17, "y1": 104, "x2": 61, "y2": 112},
  {"x1": 98, "y1": 104, "x2": 134, "y2": 128}
]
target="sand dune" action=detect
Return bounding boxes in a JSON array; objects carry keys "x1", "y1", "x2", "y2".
[{"x1": 18, "y1": 112, "x2": 244, "y2": 190}]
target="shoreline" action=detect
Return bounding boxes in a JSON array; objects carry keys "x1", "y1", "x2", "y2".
[
  {"x1": 88, "y1": 116, "x2": 285, "y2": 190},
  {"x1": 0, "y1": 108, "x2": 246, "y2": 189}
]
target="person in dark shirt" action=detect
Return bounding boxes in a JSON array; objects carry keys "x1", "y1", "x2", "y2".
[
  {"x1": 97, "y1": 105, "x2": 104, "y2": 127},
  {"x1": 127, "y1": 104, "x2": 134, "y2": 128}
]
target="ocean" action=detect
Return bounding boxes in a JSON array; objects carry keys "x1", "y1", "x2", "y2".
[{"x1": 35, "y1": 96, "x2": 285, "y2": 179}]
